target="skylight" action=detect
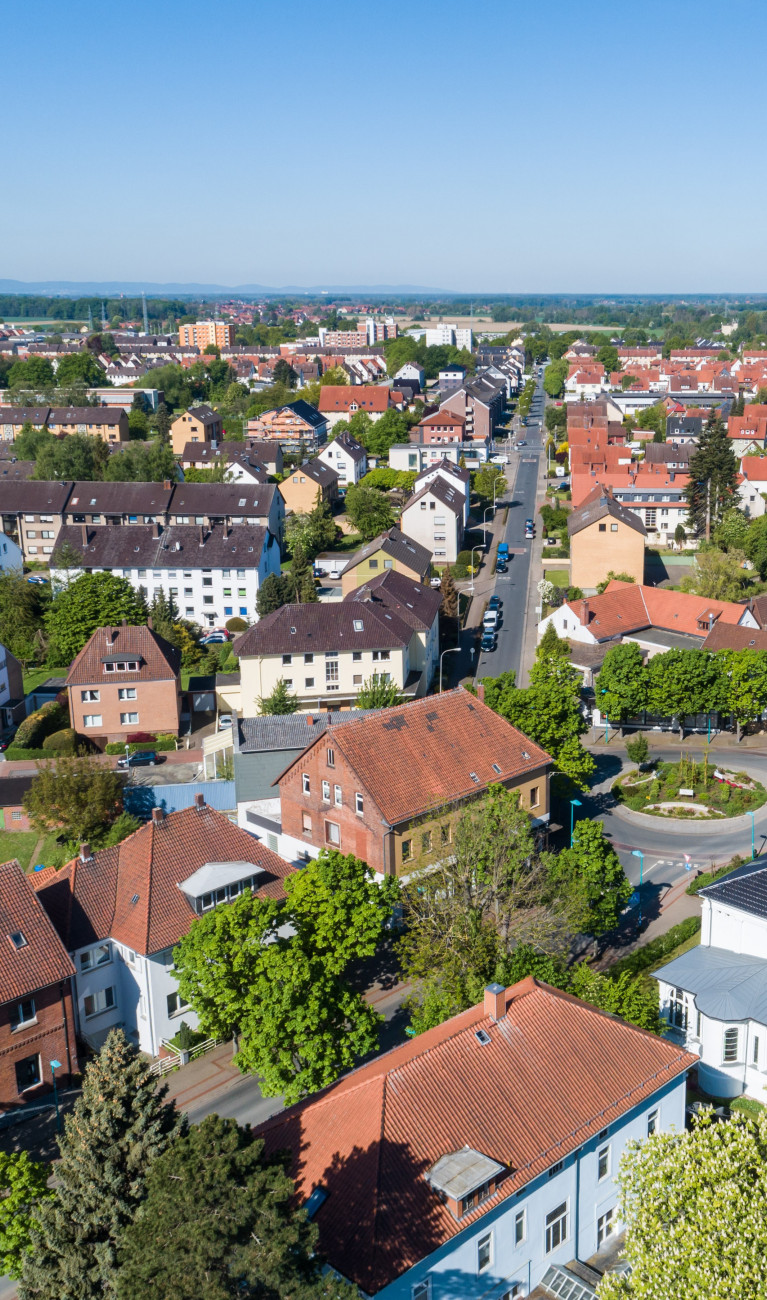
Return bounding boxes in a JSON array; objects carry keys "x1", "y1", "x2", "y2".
[
  {"x1": 9, "y1": 931, "x2": 27, "y2": 949},
  {"x1": 353, "y1": 619, "x2": 364, "y2": 631}
]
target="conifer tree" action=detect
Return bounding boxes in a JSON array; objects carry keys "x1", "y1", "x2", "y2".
[
  {"x1": 20, "y1": 1029, "x2": 184, "y2": 1300},
  {"x1": 258, "y1": 677, "x2": 299, "y2": 715},
  {"x1": 684, "y1": 412, "x2": 739, "y2": 537}
]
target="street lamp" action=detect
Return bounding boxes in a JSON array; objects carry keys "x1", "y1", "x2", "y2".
[
  {"x1": 748, "y1": 809, "x2": 756, "y2": 860},
  {"x1": 569, "y1": 797, "x2": 582, "y2": 846},
  {"x1": 469, "y1": 547, "x2": 482, "y2": 595},
  {"x1": 631, "y1": 850, "x2": 644, "y2": 929},
  {"x1": 50, "y1": 1059, "x2": 62, "y2": 1134},
  {"x1": 483, "y1": 506, "x2": 494, "y2": 548},
  {"x1": 439, "y1": 646, "x2": 461, "y2": 693}
]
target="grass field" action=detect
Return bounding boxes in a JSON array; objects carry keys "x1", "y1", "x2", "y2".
[
  {"x1": 543, "y1": 568, "x2": 570, "y2": 587},
  {"x1": 22, "y1": 666, "x2": 60, "y2": 695},
  {"x1": 0, "y1": 828, "x2": 62, "y2": 872}
]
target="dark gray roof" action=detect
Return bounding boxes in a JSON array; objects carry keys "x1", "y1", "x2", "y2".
[
  {"x1": 699, "y1": 857, "x2": 767, "y2": 919},
  {"x1": 567, "y1": 488, "x2": 646, "y2": 538},
  {"x1": 0, "y1": 480, "x2": 74, "y2": 513},
  {"x1": 654, "y1": 944, "x2": 767, "y2": 1023},
  {"x1": 169, "y1": 482, "x2": 277, "y2": 518},
  {"x1": 0, "y1": 460, "x2": 34, "y2": 480},
  {"x1": 238, "y1": 708, "x2": 382, "y2": 754},
  {"x1": 0, "y1": 406, "x2": 50, "y2": 423},
  {"x1": 179, "y1": 443, "x2": 268, "y2": 480},
  {"x1": 186, "y1": 405, "x2": 220, "y2": 426},
  {"x1": 51, "y1": 522, "x2": 272, "y2": 570},
  {"x1": 234, "y1": 600, "x2": 413, "y2": 658},
  {"x1": 347, "y1": 568, "x2": 441, "y2": 632},
  {"x1": 644, "y1": 442, "x2": 692, "y2": 465},
  {"x1": 49, "y1": 407, "x2": 125, "y2": 424},
  {"x1": 286, "y1": 399, "x2": 326, "y2": 429},
  {"x1": 332, "y1": 431, "x2": 366, "y2": 462},
  {"x1": 0, "y1": 775, "x2": 36, "y2": 806},
  {"x1": 289, "y1": 459, "x2": 339, "y2": 488},
  {"x1": 340, "y1": 527, "x2": 432, "y2": 578},
  {"x1": 404, "y1": 475, "x2": 463, "y2": 517},
  {"x1": 415, "y1": 459, "x2": 470, "y2": 486},
  {"x1": 66, "y1": 481, "x2": 175, "y2": 516}
]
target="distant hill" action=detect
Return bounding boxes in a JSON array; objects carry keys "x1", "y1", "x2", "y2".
[{"x1": 0, "y1": 279, "x2": 454, "y2": 297}]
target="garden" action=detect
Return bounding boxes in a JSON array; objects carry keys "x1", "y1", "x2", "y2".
[{"x1": 613, "y1": 749, "x2": 767, "y2": 819}]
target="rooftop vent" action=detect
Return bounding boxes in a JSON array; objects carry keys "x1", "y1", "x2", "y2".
[
  {"x1": 469, "y1": 772, "x2": 480, "y2": 784},
  {"x1": 290, "y1": 627, "x2": 297, "y2": 635}
]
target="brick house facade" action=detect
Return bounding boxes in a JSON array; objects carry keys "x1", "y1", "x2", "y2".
[{"x1": 66, "y1": 623, "x2": 182, "y2": 747}]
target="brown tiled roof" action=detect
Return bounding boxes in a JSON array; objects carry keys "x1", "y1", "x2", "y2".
[
  {"x1": 0, "y1": 480, "x2": 74, "y2": 513},
  {"x1": 346, "y1": 568, "x2": 441, "y2": 632},
  {"x1": 0, "y1": 460, "x2": 34, "y2": 480},
  {"x1": 66, "y1": 624, "x2": 181, "y2": 687},
  {"x1": 278, "y1": 688, "x2": 551, "y2": 824},
  {"x1": 567, "y1": 485, "x2": 646, "y2": 537},
  {"x1": 0, "y1": 858, "x2": 74, "y2": 1002},
  {"x1": 701, "y1": 623, "x2": 767, "y2": 652},
  {"x1": 256, "y1": 977, "x2": 694, "y2": 1293},
  {"x1": 49, "y1": 407, "x2": 125, "y2": 425},
  {"x1": 235, "y1": 600, "x2": 413, "y2": 658},
  {"x1": 168, "y1": 482, "x2": 277, "y2": 518},
  {"x1": 36, "y1": 804, "x2": 295, "y2": 956}
]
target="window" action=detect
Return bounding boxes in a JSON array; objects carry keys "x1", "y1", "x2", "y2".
[
  {"x1": 647, "y1": 1108, "x2": 659, "y2": 1136},
  {"x1": 754, "y1": 1036, "x2": 760, "y2": 1067},
  {"x1": 611, "y1": 523, "x2": 618, "y2": 532},
  {"x1": 477, "y1": 1231, "x2": 492, "y2": 1273},
  {"x1": 421, "y1": 829, "x2": 432, "y2": 852},
  {"x1": 355, "y1": 792, "x2": 364, "y2": 816},
  {"x1": 11, "y1": 810, "x2": 22, "y2": 821},
  {"x1": 282, "y1": 654, "x2": 292, "y2": 665},
  {"x1": 597, "y1": 1208, "x2": 615, "y2": 1248},
  {"x1": 529, "y1": 786, "x2": 539, "y2": 808},
  {"x1": 167, "y1": 991, "x2": 190, "y2": 1018},
  {"x1": 440, "y1": 823, "x2": 451, "y2": 845},
  {"x1": 353, "y1": 674, "x2": 362, "y2": 685},
  {"x1": 352, "y1": 651, "x2": 362, "y2": 662},
  {"x1": 372, "y1": 650, "x2": 390, "y2": 661},
  {"x1": 15, "y1": 1055, "x2": 41, "y2": 1093},
  {"x1": 83, "y1": 714, "x2": 103, "y2": 728},
  {"x1": 326, "y1": 660, "x2": 339, "y2": 684},
  {"x1": 326, "y1": 748, "x2": 335, "y2": 767},
  {"x1": 84, "y1": 987, "x2": 116, "y2": 1018},
  {"x1": 203, "y1": 576, "x2": 212, "y2": 587},
  {"x1": 514, "y1": 1208, "x2": 526, "y2": 1246},
  {"x1": 118, "y1": 687, "x2": 137, "y2": 701},
  {"x1": 203, "y1": 596, "x2": 214, "y2": 606},
  {"x1": 10, "y1": 998, "x2": 36, "y2": 1029},
  {"x1": 302, "y1": 812, "x2": 312, "y2": 835},
  {"x1": 120, "y1": 712, "x2": 139, "y2": 725},
  {"x1": 305, "y1": 653, "x2": 314, "y2": 664},
  {"x1": 402, "y1": 839, "x2": 413, "y2": 862},
  {"x1": 597, "y1": 1144, "x2": 610, "y2": 1181},
  {"x1": 548, "y1": 1160, "x2": 564, "y2": 1178},
  {"x1": 369, "y1": 559, "x2": 378, "y2": 570},
  {"x1": 724, "y1": 1027, "x2": 740, "y2": 1062},
  {"x1": 302, "y1": 774, "x2": 310, "y2": 795},
  {"x1": 81, "y1": 689, "x2": 100, "y2": 702},
  {"x1": 305, "y1": 677, "x2": 315, "y2": 688},
  {"x1": 325, "y1": 820, "x2": 340, "y2": 846},
  {"x1": 669, "y1": 987, "x2": 687, "y2": 1030},
  {"x1": 334, "y1": 784, "x2": 342, "y2": 807},
  {"x1": 80, "y1": 943, "x2": 110, "y2": 971},
  {"x1": 322, "y1": 780, "x2": 330, "y2": 802},
  {"x1": 545, "y1": 1202, "x2": 568, "y2": 1253},
  {"x1": 412, "y1": 1283, "x2": 430, "y2": 1300}
]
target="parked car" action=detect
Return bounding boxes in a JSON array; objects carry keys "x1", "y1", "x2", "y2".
[
  {"x1": 483, "y1": 609, "x2": 500, "y2": 630},
  {"x1": 480, "y1": 633, "x2": 497, "y2": 652},
  {"x1": 490, "y1": 454, "x2": 509, "y2": 465},
  {"x1": 488, "y1": 595, "x2": 502, "y2": 610},
  {"x1": 496, "y1": 560, "x2": 508, "y2": 574},
  {"x1": 430, "y1": 576, "x2": 442, "y2": 588},
  {"x1": 525, "y1": 518, "x2": 534, "y2": 530},
  {"x1": 525, "y1": 528, "x2": 534, "y2": 539},
  {"x1": 218, "y1": 714, "x2": 233, "y2": 730},
  {"x1": 117, "y1": 750, "x2": 158, "y2": 769},
  {"x1": 200, "y1": 633, "x2": 229, "y2": 645},
  {"x1": 26, "y1": 575, "x2": 49, "y2": 585}
]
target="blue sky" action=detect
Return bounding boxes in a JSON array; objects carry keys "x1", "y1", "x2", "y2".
[{"x1": 3, "y1": 0, "x2": 766, "y2": 292}]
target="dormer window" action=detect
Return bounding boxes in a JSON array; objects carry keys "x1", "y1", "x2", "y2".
[
  {"x1": 178, "y1": 861, "x2": 265, "y2": 914},
  {"x1": 426, "y1": 1147, "x2": 505, "y2": 1220},
  {"x1": 103, "y1": 660, "x2": 140, "y2": 673}
]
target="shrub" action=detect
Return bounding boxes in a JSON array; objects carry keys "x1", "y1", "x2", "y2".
[
  {"x1": 14, "y1": 701, "x2": 67, "y2": 750},
  {"x1": 104, "y1": 735, "x2": 177, "y2": 755},
  {"x1": 42, "y1": 727, "x2": 77, "y2": 755},
  {"x1": 687, "y1": 855, "x2": 745, "y2": 895},
  {"x1": 126, "y1": 732, "x2": 156, "y2": 744},
  {"x1": 609, "y1": 916, "x2": 702, "y2": 977},
  {"x1": 625, "y1": 734, "x2": 650, "y2": 764},
  {"x1": 225, "y1": 617, "x2": 248, "y2": 633},
  {"x1": 456, "y1": 550, "x2": 474, "y2": 567}
]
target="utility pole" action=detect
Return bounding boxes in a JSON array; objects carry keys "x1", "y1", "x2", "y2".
[
  {"x1": 101, "y1": 300, "x2": 108, "y2": 331},
  {"x1": 705, "y1": 477, "x2": 711, "y2": 542},
  {"x1": 142, "y1": 292, "x2": 149, "y2": 334}
]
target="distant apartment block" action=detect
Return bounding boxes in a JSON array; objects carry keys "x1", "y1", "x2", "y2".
[{"x1": 178, "y1": 321, "x2": 236, "y2": 349}]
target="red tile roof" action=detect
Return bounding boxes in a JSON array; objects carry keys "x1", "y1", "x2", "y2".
[
  {"x1": 278, "y1": 687, "x2": 550, "y2": 824},
  {"x1": 256, "y1": 977, "x2": 694, "y2": 1293},
  {"x1": 66, "y1": 624, "x2": 181, "y2": 687},
  {"x1": 562, "y1": 580, "x2": 750, "y2": 640},
  {"x1": 318, "y1": 386, "x2": 391, "y2": 414},
  {"x1": 36, "y1": 804, "x2": 295, "y2": 956},
  {"x1": 0, "y1": 858, "x2": 74, "y2": 1002}
]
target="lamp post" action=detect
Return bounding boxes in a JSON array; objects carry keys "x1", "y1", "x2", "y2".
[
  {"x1": 748, "y1": 809, "x2": 756, "y2": 860},
  {"x1": 50, "y1": 1059, "x2": 62, "y2": 1134},
  {"x1": 469, "y1": 547, "x2": 482, "y2": 595},
  {"x1": 631, "y1": 849, "x2": 644, "y2": 929},
  {"x1": 569, "y1": 797, "x2": 582, "y2": 846},
  {"x1": 439, "y1": 646, "x2": 461, "y2": 693},
  {"x1": 483, "y1": 506, "x2": 494, "y2": 548}
]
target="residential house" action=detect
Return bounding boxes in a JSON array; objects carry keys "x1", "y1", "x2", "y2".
[
  {"x1": 414, "y1": 460, "x2": 471, "y2": 526},
  {"x1": 235, "y1": 571, "x2": 441, "y2": 713},
  {"x1": 340, "y1": 527, "x2": 432, "y2": 595},
  {"x1": 388, "y1": 443, "x2": 466, "y2": 473},
  {"x1": 0, "y1": 479, "x2": 74, "y2": 562},
  {"x1": 438, "y1": 365, "x2": 466, "y2": 392},
  {"x1": 47, "y1": 407, "x2": 129, "y2": 445},
  {"x1": 35, "y1": 801, "x2": 295, "y2": 1056},
  {"x1": 727, "y1": 407, "x2": 767, "y2": 458},
  {"x1": 62, "y1": 480, "x2": 175, "y2": 528},
  {"x1": 0, "y1": 406, "x2": 50, "y2": 440},
  {"x1": 410, "y1": 409, "x2": 467, "y2": 446},
  {"x1": 51, "y1": 523, "x2": 280, "y2": 629},
  {"x1": 0, "y1": 775, "x2": 36, "y2": 831},
  {"x1": 400, "y1": 476, "x2": 465, "y2": 565},
  {"x1": 255, "y1": 976, "x2": 693, "y2": 1300},
  {"x1": 246, "y1": 400, "x2": 328, "y2": 453},
  {"x1": 655, "y1": 858, "x2": 767, "y2": 1100},
  {"x1": 394, "y1": 362, "x2": 425, "y2": 390},
  {"x1": 316, "y1": 430, "x2": 367, "y2": 486},
  {"x1": 568, "y1": 486, "x2": 647, "y2": 592},
  {"x1": 276, "y1": 687, "x2": 551, "y2": 876},
  {"x1": 178, "y1": 442, "x2": 269, "y2": 485},
  {"x1": 665, "y1": 414, "x2": 704, "y2": 444},
  {"x1": 167, "y1": 482, "x2": 284, "y2": 543},
  {"x1": 66, "y1": 623, "x2": 182, "y2": 747},
  {"x1": 317, "y1": 385, "x2": 393, "y2": 428},
  {"x1": 737, "y1": 457, "x2": 767, "y2": 518},
  {"x1": 0, "y1": 858, "x2": 77, "y2": 1109},
  {"x1": 569, "y1": 463, "x2": 689, "y2": 545},
  {"x1": 178, "y1": 321, "x2": 235, "y2": 349},
  {"x1": 643, "y1": 442, "x2": 693, "y2": 471},
  {"x1": 278, "y1": 459, "x2": 340, "y2": 515},
  {"x1": 0, "y1": 642, "x2": 26, "y2": 729},
  {"x1": 565, "y1": 366, "x2": 606, "y2": 400},
  {"x1": 439, "y1": 377, "x2": 505, "y2": 446},
  {"x1": 170, "y1": 405, "x2": 224, "y2": 455}
]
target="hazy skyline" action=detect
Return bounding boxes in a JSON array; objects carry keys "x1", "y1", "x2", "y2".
[{"x1": 4, "y1": 0, "x2": 767, "y2": 293}]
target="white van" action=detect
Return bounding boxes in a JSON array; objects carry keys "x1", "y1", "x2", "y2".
[{"x1": 483, "y1": 609, "x2": 499, "y2": 629}]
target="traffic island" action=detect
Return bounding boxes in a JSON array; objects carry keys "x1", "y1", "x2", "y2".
[{"x1": 613, "y1": 757, "x2": 767, "y2": 821}]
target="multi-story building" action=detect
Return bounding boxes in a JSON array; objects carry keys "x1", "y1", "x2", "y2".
[
  {"x1": 246, "y1": 400, "x2": 328, "y2": 453},
  {"x1": 35, "y1": 801, "x2": 295, "y2": 1056},
  {"x1": 167, "y1": 481, "x2": 284, "y2": 542},
  {"x1": 0, "y1": 858, "x2": 77, "y2": 1110},
  {"x1": 45, "y1": 406, "x2": 129, "y2": 444},
  {"x1": 0, "y1": 406, "x2": 51, "y2": 440},
  {"x1": 278, "y1": 458, "x2": 340, "y2": 515},
  {"x1": 0, "y1": 479, "x2": 75, "y2": 562},
  {"x1": 178, "y1": 320, "x2": 235, "y2": 349},
  {"x1": 255, "y1": 976, "x2": 693, "y2": 1299},
  {"x1": 424, "y1": 324, "x2": 473, "y2": 350},
  {"x1": 51, "y1": 522, "x2": 281, "y2": 629},
  {"x1": 400, "y1": 475, "x2": 465, "y2": 564},
  {"x1": 235, "y1": 570, "x2": 440, "y2": 713},
  {"x1": 179, "y1": 441, "x2": 275, "y2": 483},
  {"x1": 317, "y1": 385, "x2": 393, "y2": 429},
  {"x1": 414, "y1": 460, "x2": 471, "y2": 526},
  {"x1": 62, "y1": 480, "x2": 176, "y2": 528},
  {"x1": 276, "y1": 687, "x2": 551, "y2": 877},
  {"x1": 568, "y1": 486, "x2": 647, "y2": 592},
  {"x1": 316, "y1": 430, "x2": 367, "y2": 485},
  {"x1": 66, "y1": 622, "x2": 182, "y2": 747},
  {"x1": 340, "y1": 527, "x2": 432, "y2": 595},
  {"x1": 170, "y1": 405, "x2": 224, "y2": 455}
]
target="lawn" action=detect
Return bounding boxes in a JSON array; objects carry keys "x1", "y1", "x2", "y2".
[
  {"x1": 22, "y1": 666, "x2": 59, "y2": 695},
  {"x1": 543, "y1": 568, "x2": 570, "y2": 587},
  {"x1": 0, "y1": 828, "x2": 62, "y2": 872},
  {"x1": 686, "y1": 1084, "x2": 764, "y2": 1118},
  {"x1": 614, "y1": 758, "x2": 767, "y2": 819}
]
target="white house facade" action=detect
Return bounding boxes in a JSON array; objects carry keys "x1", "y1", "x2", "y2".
[
  {"x1": 400, "y1": 478, "x2": 464, "y2": 564},
  {"x1": 316, "y1": 431, "x2": 367, "y2": 486}
]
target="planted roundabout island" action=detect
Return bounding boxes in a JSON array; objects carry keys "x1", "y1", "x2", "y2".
[{"x1": 612, "y1": 750, "x2": 767, "y2": 821}]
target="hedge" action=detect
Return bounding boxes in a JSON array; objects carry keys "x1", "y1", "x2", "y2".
[
  {"x1": 607, "y1": 916, "x2": 701, "y2": 978},
  {"x1": 687, "y1": 856, "x2": 745, "y2": 895},
  {"x1": 4, "y1": 746, "x2": 53, "y2": 760},
  {"x1": 42, "y1": 728, "x2": 78, "y2": 755},
  {"x1": 14, "y1": 701, "x2": 67, "y2": 750},
  {"x1": 104, "y1": 735, "x2": 177, "y2": 755}
]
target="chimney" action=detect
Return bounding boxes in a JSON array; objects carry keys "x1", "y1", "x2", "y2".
[
  {"x1": 484, "y1": 983, "x2": 506, "y2": 1021},
  {"x1": 477, "y1": 682, "x2": 485, "y2": 704},
  {"x1": 151, "y1": 807, "x2": 164, "y2": 824},
  {"x1": 152, "y1": 521, "x2": 160, "y2": 539},
  {"x1": 105, "y1": 626, "x2": 114, "y2": 648},
  {"x1": 81, "y1": 522, "x2": 88, "y2": 546},
  {"x1": 306, "y1": 714, "x2": 314, "y2": 725},
  {"x1": 163, "y1": 478, "x2": 172, "y2": 490},
  {"x1": 147, "y1": 616, "x2": 153, "y2": 630},
  {"x1": 581, "y1": 599, "x2": 590, "y2": 624},
  {"x1": 79, "y1": 841, "x2": 91, "y2": 863},
  {"x1": 194, "y1": 792, "x2": 205, "y2": 809},
  {"x1": 199, "y1": 525, "x2": 205, "y2": 547}
]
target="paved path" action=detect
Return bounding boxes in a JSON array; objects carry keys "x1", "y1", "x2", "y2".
[{"x1": 0, "y1": 748, "x2": 203, "y2": 775}]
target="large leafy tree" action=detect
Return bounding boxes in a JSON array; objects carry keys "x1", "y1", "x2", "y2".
[
  {"x1": 646, "y1": 648, "x2": 724, "y2": 722},
  {"x1": 679, "y1": 546, "x2": 750, "y2": 601},
  {"x1": 23, "y1": 754, "x2": 124, "y2": 842},
  {"x1": 684, "y1": 413, "x2": 740, "y2": 537},
  {"x1": 720, "y1": 648, "x2": 767, "y2": 740},
  {"x1": 596, "y1": 642, "x2": 648, "y2": 723},
  {"x1": 549, "y1": 820, "x2": 632, "y2": 936},
  {"x1": 542, "y1": 358, "x2": 568, "y2": 398},
  {"x1": 45, "y1": 572, "x2": 148, "y2": 664},
  {"x1": 115, "y1": 1115, "x2": 352, "y2": 1300},
  {"x1": 344, "y1": 484, "x2": 394, "y2": 540},
  {"x1": 0, "y1": 571, "x2": 50, "y2": 667},
  {"x1": 19, "y1": 1030, "x2": 183, "y2": 1300},
  {"x1": 472, "y1": 463, "x2": 507, "y2": 505},
  {"x1": 32, "y1": 433, "x2": 110, "y2": 482},
  {"x1": 0, "y1": 1151, "x2": 52, "y2": 1279},
  {"x1": 104, "y1": 439, "x2": 178, "y2": 483},
  {"x1": 173, "y1": 851, "x2": 399, "y2": 1102},
  {"x1": 55, "y1": 353, "x2": 105, "y2": 387},
  {"x1": 598, "y1": 1111, "x2": 767, "y2": 1300}
]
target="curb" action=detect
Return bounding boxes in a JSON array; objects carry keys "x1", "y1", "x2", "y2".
[{"x1": 611, "y1": 802, "x2": 767, "y2": 836}]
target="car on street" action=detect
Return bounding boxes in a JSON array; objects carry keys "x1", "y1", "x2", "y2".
[
  {"x1": 26, "y1": 575, "x2": 49, "y2": 584},
  {"x1": 480, "y1": 632, "x2": 497, "y2": 652},
  {"x1": 490, "y1": 454, "x2": 509, "y2": 465},
  {"x1": 488, "y1": 595, "x2": 502, "y2": 610},
  {"x1": 117, "y1": 750, "x2": 158, "y2": 769},
  {"x1": 525, "y1": 528, "x2": 534, "y2": 539},
  {"x1": 495, "y1": 560, "x2": 507, "y2": 573},
  {"x1": 517, "y1": 439, "x2": 527, "y2": 446}
]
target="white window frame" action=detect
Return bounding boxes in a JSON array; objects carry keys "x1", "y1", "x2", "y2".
[
  {"x1": 84, "y1": 986, "x2": 116, "y2": 1018},
  {"x1": 477, "y1": 1230, "x2": 493, "y2": 1274},
  {"x1": 83, "y1": 714, "x2": 103, "y2": 728},
  {"x1": 412, "y1": 1282, "x2": 431, "y2": 1300},
  {"x1": 302, "y1": 773, "x2": 310, "y2": 795},
  {"x1": 545, "y1": 1201, "x2": 568, "y2": 1254},
  {"x1": 647, "y1": 1107, "x2": 659, "y2": 1136},
  {"x1": 597, "y1": 1143, "x2": 611, "y2": 1181},
  {"x1": 723, "y1": 1026, "x2": 740, "y2": 1063},
  {"x1": 514, "y1": 1207, "x2": 526, "y2": 1246},
  {"x1": 80, "y1": 943, "x2": 111, "y2": 972},
  {"x1": 597, "y1": 1207, "x2": 615, "y2": 1248},
  {"x1": 355, "y1": 792, "x2": 364, "y2": 816},
  {"x1": 322, "y1": 780, "x2": 330, "y2": 802}
]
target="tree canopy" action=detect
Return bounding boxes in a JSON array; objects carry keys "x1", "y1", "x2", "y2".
[
  {"x1": 23, "y1": 754, "x2": 125, "y2": 843},
  {"x1": 45, "y1": 572, "x2": 148, "y2": 664},
  {"x1": 684, "y1": 413, "x2": 740, "y2": 537}
]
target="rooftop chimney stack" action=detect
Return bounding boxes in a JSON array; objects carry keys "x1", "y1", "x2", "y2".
[
  {"x1": 151, "y1": 807, "x2": 164, "y2": 824},
  {"x1": 81, "y1": 523, "x2": 88, "y2": 546},
  {"x1": 79, "y1": 841, "x2": 91, "y2": 863},
  {"x1": 194, "y1": 792, "x2": 205, "y2": 809},
  {"x1": 105, "y1": 626, "x2": 114, "y2": 648},
  {"x1": 484, "y1": 983, "x2": 506, "y2": 1022}
]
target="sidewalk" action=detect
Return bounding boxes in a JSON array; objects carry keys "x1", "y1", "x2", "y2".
[
  {"x1": 597, "y1": 874, "x2": 701, "y2": 970},
  {"x1": 589, "y1": 728, "x2": 767, "y2": 753},
  {"x1": 0, "y1": 747, "x2": 203, "y2": 775}
]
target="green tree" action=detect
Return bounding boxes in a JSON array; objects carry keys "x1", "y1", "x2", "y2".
[
  {"x1": 472, "y1": 463, "x2": 507, "y2": 505},
  {"x1": 595, "y1": 570, "x2": 637, "y2": 594},
  {"x1": 679, "y1": 546, "x2": 750, "y2": 601},
  {"x1": 319, "y1": 365, "x2": 348, "y2": 386},
  {"x1": 8, "y1": 357, "x2": 55, "y2": 390},
  {"x1": 344, "y1": 484, "x2": 395, "y2": 540},
  {"x1": 103, "y1": 439, "x2": 177, "y2": 483},
  {"x1": 684, "y1": 413, "x2": 740, "y2": 537},
  {"x1": 55, "y1": 353, "x2": 105, "y2": 387},
  {"x1": 646, "y1": 648, "x2": 724, "y2": 725},
  {"x1": 549, "y1": 820, "x2": 632, "y2": 935},
  {"x1": 354, "y1": 673, "x2": 403, "y2": 708},
  {"x1": 127, "y1": 407, "x2": 149, "y2": 440},
  {"x1": 596, "y1": 344, "x2": 620, "y2": 375},
  {"x1": 153, "y1": 401, "x2": 171, "y2": 441},
  {"x1": 14, "y1": 422, "x2": 56, "y2": 459},
  {"x1": 544, "y1": 404, "x2": 568, "y2": 435},
  {"x1": 714, "y1": 506, "x2": 750, "y2": 552},
  {"x1": 45, "y1": 572, "x2": 148, "y2": 663},
  {"x1": 721, "y1": 648, "x2": 767, "y2": 741},
  {"x1": 598, "y1": 1111, "x2": 767, "y2": 1300},
  {"x1": 596, "y1": 642, "x2": 648, "y2": 723},
  {"x1": 0, "y1": 1151, "x2": 52, "y2": 1280},
  {"x1": 148, "y1": 589, "x2": 181, "y2": 644},
  {"x1": 0, "y1": 571, "x2": 49, "y2": 667},
  {"x1": 634, "y1": 401, "x2": 667, "y2": 440},
  {"x1": 33, "y1": 433, "x2": 110, "y2": 482},
  {"x1": 20, "y1": 1030, "x2": 183, "y2": 1300},
  {"x1": 542, "y1": 358, "x2": 569, "y2": 398},
  {"x1": 356, "y1": 407, "x2": 412, "y2": 458},
  {"x1": 272, "y1": 357, "x2": 298, "y2": 388},
  {"x1": 173, "y1": 852, "x2": 398, "y2": 1102},
  {"x1": 284, "y1": 540, "x2": 318, "y2": 603},
  {"x1": 116, "y1": 1115, "x2": 347, "y2": 1300},
  {"x1": 23, "y1": 754, "x2": 125, "y2": 842},
  {"x1": 625, "y1": 733, "x2": 650, "y2": 764},
  {"x1": 568, "y1": 964, "x2": 661, "y2": 1033},
  {"x1": 258, "y1": 677, "x2": 299, "y2": 714},
  {"x1": 255, "y1": 572, "x2": 291, "y2": 617}
]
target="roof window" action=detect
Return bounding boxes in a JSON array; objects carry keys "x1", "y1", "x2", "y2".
[
  {"x1": 131, "y1": 894, "x2": 139, "y2": 904},
  {"x1": 469, "y1": 772, "x2": 480, "y2": 784},
  {"x1": 353, "y1": 619, "x2": 364, "y2": 631},
  {"x1": 475, "y1": 1029, "x2": 491, "y2": 1046},
  {"x1": 9, "y1": 930, "x2": 27, "y2": 950},
  {"x1": 492, "y1": 763, "x2": 502, "y2": 774}
]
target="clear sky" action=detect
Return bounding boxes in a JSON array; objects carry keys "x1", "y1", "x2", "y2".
[{"x1": 4, "y1": 0, "x2": 767, "y2": 293}]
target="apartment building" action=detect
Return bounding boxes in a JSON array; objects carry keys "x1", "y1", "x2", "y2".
[
  {"x1": 317, "y1": 385, "x2": 393, "y2": 428},
  {"x1": 316, "y1": 430, "x2": 367, "y2": 485},
  {"x1": 568, "y1": 486, "x2": 647, "y2": 592},
  {"x1": 278, "y1": 459, "x2": 340, "y2": 514},
  {"x1": 246, "y1": 400, "x2": 329, "y2": 453},
  {"x1": 47, "y1": 407, "x2": 129, "y2": 444},
  {"x1": 170, "y1": 405, "x2": 224, "y2": 455},
  {"x1": 167, "y1": 481, "x2": 284, "y2": 542},
  {"x1": 66, "y1": 623, "x2": 182, "y2": 746},
  {"x1": 400, "y1": 476, "x2": 465, "y2": 564},
  {"x1": 340, "y1": 527, "x2": 432, "y2": 595},
  {"x1": 178, "y1": 320, "x2": 235, "y2": 349},
  {"x1": 0, "y1": 480, "x2": 75, "y2": 561}
]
